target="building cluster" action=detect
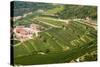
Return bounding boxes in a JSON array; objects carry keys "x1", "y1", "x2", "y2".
[{"x1": 13, "y1": 23, "x2": 40, "y2": 42}]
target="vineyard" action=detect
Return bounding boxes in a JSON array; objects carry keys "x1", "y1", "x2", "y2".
[{"x1": 11, "y1": 1, "x2": 97, "y2": 65}]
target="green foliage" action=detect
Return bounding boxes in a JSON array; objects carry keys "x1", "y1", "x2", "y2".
[
  {"x1": 12, "y1": 1, "x2": 56, "y2": 16},
  {"x1": 56, "y1": 5, "x2": 97, "y2": 19},
  {"x1": 45, "y1": 5, "x2": 64, "y2": 15}
]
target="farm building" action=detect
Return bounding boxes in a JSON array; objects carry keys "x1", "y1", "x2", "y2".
[{"x1": 13, "y1": 24, "x2": 40, "y2": 42}]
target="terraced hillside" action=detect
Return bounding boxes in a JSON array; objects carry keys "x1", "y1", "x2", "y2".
[
  {"x1": 11, "y1": 1, "x2": 97, "y2": 65},
  {"x1": 13, "y1": 16, "x2": 97, "y2": 65}
]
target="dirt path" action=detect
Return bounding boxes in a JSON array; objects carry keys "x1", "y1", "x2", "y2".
[
  {"x1": 41, "y1": 17, "x2": 69, "y2": 24},
  {"x1": 38, "y1": 20, "x2": 61, "y2": 28}
]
